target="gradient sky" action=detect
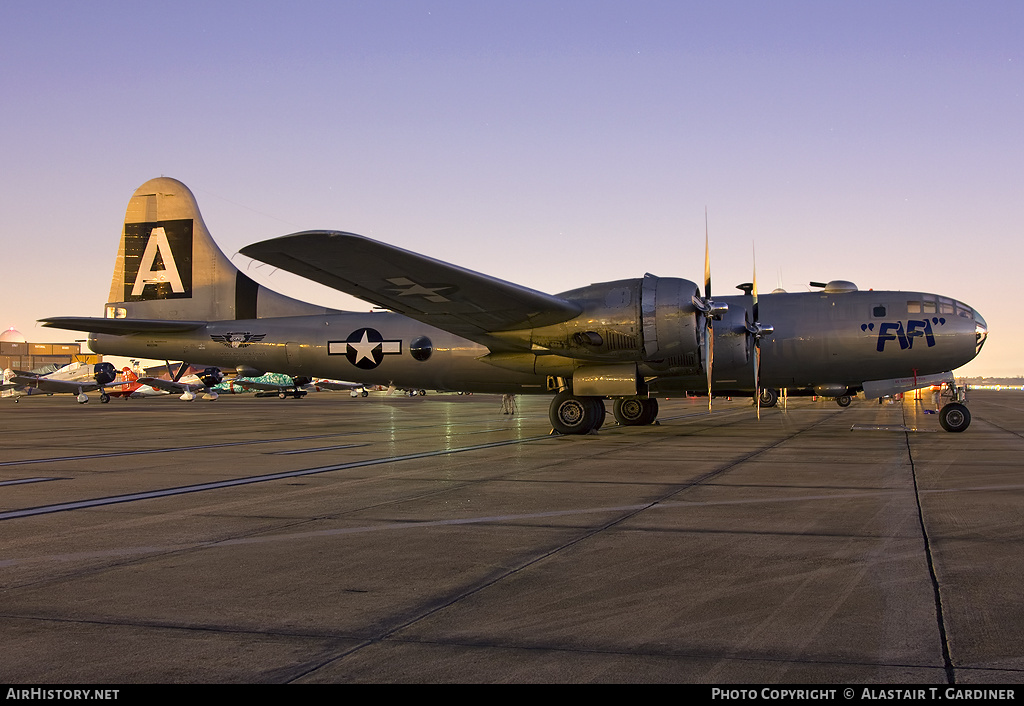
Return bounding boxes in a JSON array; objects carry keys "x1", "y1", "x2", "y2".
[{"x1": 1, "y1": 1, "x2": 1020, "y2": 376}]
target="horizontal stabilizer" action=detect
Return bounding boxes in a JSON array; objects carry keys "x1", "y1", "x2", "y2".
[{"x1": 39, "y1": 317, "x2": 208, "y2": 336}]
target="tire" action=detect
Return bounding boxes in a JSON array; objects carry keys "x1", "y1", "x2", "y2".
[
  {"x1": 759, "y1": 388, "x2": 779, "y2": 408},
  {"x1": 549, "y1": 391, "x2": 599, "y2": 435},
  {"x1": 590, "y1": 398, "x2": 606, "y2": 431},
  {"x1": 613, "y1": 397, "x2": 646, "y2": 425},
  {"x1": 836, "y1": 394, "x2": 852, "y2": 407},
  {"x1": 939, "y1": 402, "x2": 971, "y2": 432},
  {"x1": 640, "y1": 398, "x2": 659, "y2": 424},
  {"x1": 99, "y1": 393, "x2": 110, "y2": 403},
  {"x1": 613, "y1": 397, "x2": 658, "y2": 426}
]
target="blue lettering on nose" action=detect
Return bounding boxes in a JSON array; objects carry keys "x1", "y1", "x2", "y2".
[
  {"x1": 871, "y1": 319, "x2": 945, "y2": 352},
  {"x1": 876, "y1": 322, "x2": 908, "y2": 352},
  {"x1": 905, "y1": 319, "x2": 936, "y2": 348}
]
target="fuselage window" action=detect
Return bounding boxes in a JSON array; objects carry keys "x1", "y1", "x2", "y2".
[
  {"x1": 873, "y1": 305, "x2": 887, "y2": 317},
  {"x1": 954, "y1": 301, "x2": 974, "y2": 319},
  {"x1": 907, "y1": 301, "x2": 921, "y2": 314}
]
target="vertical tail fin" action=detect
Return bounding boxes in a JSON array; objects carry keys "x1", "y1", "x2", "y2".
[{"x1": 107, "y1": 177, "x2": 329, "y2": 321}]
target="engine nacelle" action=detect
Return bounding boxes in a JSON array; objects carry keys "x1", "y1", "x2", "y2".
[
  {"x1": 483, "y1": 276, "x2": 705, "y2": 392},
  {"x1": 709, "y1": 305, "x2": 751, "y2": 373},
  {"x1": 518, "y1": 276, "x2": 702, "y2": 366},
  {"x1": 198, "y1": 367, "x2": 223, "y2": 387},
  {"x1": 639, "y1": 274, "x2": 702, "y2": 371},
  {"x1": 93, "y1": 362, "x2": 117, "y2": 386}
]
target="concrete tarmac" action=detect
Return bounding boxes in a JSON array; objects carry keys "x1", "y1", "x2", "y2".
[{"x1": 1, "y1": 390, "x2": 1022, "y2": 684}]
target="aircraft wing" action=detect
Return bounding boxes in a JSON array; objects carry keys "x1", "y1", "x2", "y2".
[
  {"x1": 312, "y1": 380, "x2": 362, "y2": 391},
  {"x1": 39, "y1": 317, "x2": 208, "y2": 335},
  {"x1": 231, "y1": 380, "x2": 291, "y2": 392},
  {"x1": 10, "y1": 376, "x2": 99, "y2": 394},
  {"x1": 137, "y1": 377, "x2": 203, "y2": 393},
  {"x1": 240, "y1": 231, "x2": 581, "y2": 348}
]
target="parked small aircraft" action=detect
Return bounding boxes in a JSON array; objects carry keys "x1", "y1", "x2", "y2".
[
  {"x1": 2, "y1": 361, "x2": 123, "y2": 403},
  {"x1": 312, "y1": 379, "x2": 371, "y2": 397},
  {"x1": 230, "y1": 376, "x2": 368, "y2": 399},
  {"x1": 137, "y1": 363, "x2": 224, "y2": 401},
  {"x1": 41, "y1": 178, "x2": 987, "y2": 432}
]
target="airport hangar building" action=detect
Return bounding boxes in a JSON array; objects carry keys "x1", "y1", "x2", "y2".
[{"x1": 0, "y1": 327, "x2": 99, "y2": 372}]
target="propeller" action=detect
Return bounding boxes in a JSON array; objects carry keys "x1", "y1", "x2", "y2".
[
  {"x1": 744, "y1": 247, "x2": 774, "y2": 418},
  {"x1": 690, "y1": 210, "x2": 728, "y2": 412},
  {"x1": 167, "y1": 360, "x2": 189, "y2": 383}
]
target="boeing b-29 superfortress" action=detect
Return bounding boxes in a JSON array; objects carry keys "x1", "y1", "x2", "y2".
[{"x1": 42, "y1": 178, "x2": 987, "y2": 433}]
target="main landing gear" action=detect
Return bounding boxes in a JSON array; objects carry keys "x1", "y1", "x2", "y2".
[
  {"x1": 548, "y1": 392, "x2": 660, "y2": 435},
  {"x1": 549, "y1": 391, "x2": 605, "y2": 435}
]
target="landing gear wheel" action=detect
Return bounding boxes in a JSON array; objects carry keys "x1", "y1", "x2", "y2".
[
  {"x1": 836, "y1": 394, "x2": 852, "y2": 407},
  {"x1": 643, "y1": 398, "x2": 659, "y2": 424},
  {"x1": 613, "y1": 398, "x2": 658, "y2": 426},
  {"x1": 590, "y1": 398, "x2": 606, "y2": 431},
  {"x1": 939, "y1": 402, "x2": 971, "y2": 432},
  {"x1": 549, "y1": 391, "x2": 601, "y2": 435},
  {"x1": 759, "y1": 388, "x2": 779, "y2": 408},
  {"x1": 99, "y1": 393, "x2": 110, "y2": 403},
  {"x1": 614, "y1": 397, "x2": 646, "y2": 425}
]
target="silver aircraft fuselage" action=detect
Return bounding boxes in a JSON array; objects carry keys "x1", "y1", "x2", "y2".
[{"x1": 89, "y1": 288, "x2": 985, "y2": 396}]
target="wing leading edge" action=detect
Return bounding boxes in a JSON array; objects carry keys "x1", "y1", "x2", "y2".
[{"x1": 240, "y1": 231, "x2": 581, "y2": 348}]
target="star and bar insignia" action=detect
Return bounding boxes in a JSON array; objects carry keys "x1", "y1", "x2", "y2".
[
  {"x1": 385, "y1": 277, "x2": 457, "y2": 303},
  {"x1": 328, "y1": 328, "x2": 402, "y2": 369}
]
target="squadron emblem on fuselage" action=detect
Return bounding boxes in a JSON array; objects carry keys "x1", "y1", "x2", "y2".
[{"x1": 211, "y1": 332, "x2": 266, "y2": 348}]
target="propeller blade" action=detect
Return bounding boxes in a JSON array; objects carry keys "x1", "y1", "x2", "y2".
[
  {"x1": 754, "y1": 344, "x2": 761, "y2": 420},
  {"x1": 704, "y1": 209, "x2": 711, "y2": 300},
  {"x1": 703, "y1": 210, "x2": 713, "y2": 412},
  {"x1": 752, "y1": 251, "x2": 760, "y2": 420},
  {"x1": 705, "y1": 326, "x2": 714, "y2": 412},
  {"x1": 752, "y1": 244, "x2": 759, "y2": 324},
  {"x1": 167, "y1": 360, "x2": 189, "y2": 383}
]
